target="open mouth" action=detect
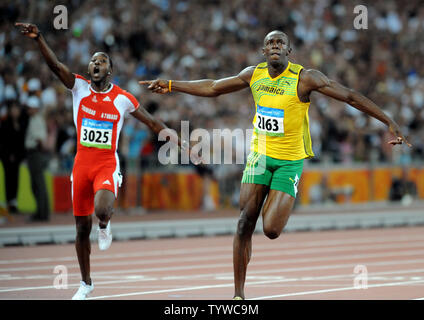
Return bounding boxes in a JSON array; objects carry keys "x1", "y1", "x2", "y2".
[{"x1": 93, "y1": 66, "x2": 100, "y2": 76}]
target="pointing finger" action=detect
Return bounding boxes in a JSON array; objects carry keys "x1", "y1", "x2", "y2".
[{"x1": 397, "y1": 135, "x2": 412, "y2": 147}]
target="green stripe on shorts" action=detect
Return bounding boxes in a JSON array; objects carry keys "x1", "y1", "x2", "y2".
[{"x1": 242, "y1": 151, "x2": 304, "y2": 198}]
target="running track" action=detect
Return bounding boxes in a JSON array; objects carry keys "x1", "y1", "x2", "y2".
[{"x1": 0, "y1": 226, "x2": 423, "y2": 300}]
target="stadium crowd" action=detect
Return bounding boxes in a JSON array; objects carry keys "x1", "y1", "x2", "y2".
[{"x1": 0, "y1": 0, "x2": 423, "y2": 181}]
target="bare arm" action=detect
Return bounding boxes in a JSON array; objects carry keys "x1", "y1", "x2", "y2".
[
  {"x1": 130, "y1": 106, "x2": 200, "y2": 163},
  {"x1": 15, "y1": 22, "x2": 75, "y2": 89},
  {"x1": 139, "y1": 66, "x2": 255, "y2": 97},
  {"x1": 299, "y1": 69, "x2": 411, "y2": 147},
  {"x1": 130, "y1": 106, "x2": 168, "y2": 137},
  {"x1": 131, "y1": 106, "x2": 203, "y2": 165}
]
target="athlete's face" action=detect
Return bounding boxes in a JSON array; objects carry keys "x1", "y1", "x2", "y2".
[
  {"x1": 88, "y1": 53, "x2": 112, "y2": 82},
  {"x1": 262, "y1": 32, "x2": 291, "y2": 66}
]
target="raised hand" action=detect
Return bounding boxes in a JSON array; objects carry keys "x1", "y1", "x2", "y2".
[
  {"x1": 15, "y1": 22, "x2": 40, "y2": 39},
  {"x1": 15, "y1": 22, "x2": 75, "y2": 89},
  {"x1": 139, "y1": 80, "x2": 170, "y2": 94}
]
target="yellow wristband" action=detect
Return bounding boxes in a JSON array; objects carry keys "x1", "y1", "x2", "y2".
[{"x1": 168, "y1": 80, "x2": 172, "y2": 92}]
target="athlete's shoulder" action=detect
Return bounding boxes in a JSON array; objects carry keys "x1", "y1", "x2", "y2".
[
  {"x1": 74, "y1": 73, "x2": 90, "y2": 83},
  {"x1": 237, "y1": 65, "x2": 256, "y2": 82},
  {"x1": 298, "y1": 68, "x2": 330, "y2": 92},
  {"x1": 239, "y1": 64, "x2": 265, "y2": 84},
  {"x1": 114, "y1": 85, "x2": 138, "y2": 100},
  {"x1": 112, "y1": 85, "x2": 140, "y2": 111},
  {"x1": 287, "y1": 62, "x2": 303, "y2": 75},
  {"x1": 250, "y1": 62, "x2": 269, "y2": 77},
  {"x1": 299, "y1": 68, "x2": 328, "y2": 82},
  {"x1": 113, "y1": 84, "x2": 133, "y2": 96},
  {"x1": 256, "y1": 62, "x2": 268, "y2": 69},
  {"x1": 70, "y1": 74, "x2": 90, "y2": 92}
]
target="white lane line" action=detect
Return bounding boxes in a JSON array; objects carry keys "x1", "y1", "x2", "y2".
[
  {"x1": 2, "y1": 248, "x2": 424, "y2": 282},
  {"x1": 1, "y1": 233, "x2": 423, "y2": 265},
  {"x1": 0, "y1": 277, "x2": 160, "y2": 293},
  {"x1": 2, "y1": 249, "x2": 424, "y2": 284},
  {"x1": 251, "y1": 279, "x2": 424, "y2": 300},
  {"x1": 1, "y1": 239, "x2": 423, "y2": 273},
  {"x1": 1, "y1": 254, "x2": 423, "y2": 294},
  {"x1": 87, "y1": 270, "x2": 424, "y2": 300}
]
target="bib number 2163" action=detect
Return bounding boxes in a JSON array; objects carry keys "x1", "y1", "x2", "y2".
[{"x1": 254, "y1": 105, "x2": 284, "y2": 136}]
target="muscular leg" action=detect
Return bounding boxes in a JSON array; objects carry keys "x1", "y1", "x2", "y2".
[
  {"x1": 73, "y1": 190, "x2": 115, "y2": 286},
  {"x1": 233, "y1": 183, "x2": 269, "y2": 299},
  {"x1": 75, "y1": 215, "x2": 92, "y2": 284},
  {"x1": 94, "y1": 189, "x2": 115, "y2": 228},
  {"x1": 262, "y1": 190, "x2": 295, "y2": 239}
]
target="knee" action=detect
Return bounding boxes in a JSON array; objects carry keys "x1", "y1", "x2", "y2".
[
  {"x1": 95, "y1": 203, "x2": 113, "y2": 221},
  {"x1": 236, "y1": 214, "x2": 256, "y2": 237},
  {"x1": 76, "y1": 222, "x2": 91, "y2": 239},
  {"x1": 263, "y1": 226, "x2": 282, "y2": 240}
]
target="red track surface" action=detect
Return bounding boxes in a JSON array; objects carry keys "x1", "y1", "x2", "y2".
[{"x1": 0, "y1": 226, "x2": 423, "y2": 300}]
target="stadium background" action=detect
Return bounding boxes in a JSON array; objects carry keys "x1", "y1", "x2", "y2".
[{"x1": 0, "y1": 0, "x2": 423, "y2": 219}]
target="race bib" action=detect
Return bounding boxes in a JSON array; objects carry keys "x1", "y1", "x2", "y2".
[
  {"x1": 254, "y1": 105, "x2": 284, "y2": 136},
  {"x1": 80, "y1": 118, "x2": 113, "y2": 149}
]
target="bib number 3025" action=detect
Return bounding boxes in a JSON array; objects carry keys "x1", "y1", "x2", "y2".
[{"x1": 80, "y1": 118, "x2": 113, "y2": 149}]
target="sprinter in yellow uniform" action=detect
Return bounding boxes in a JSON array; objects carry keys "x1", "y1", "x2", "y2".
[{"x1": 140, "y1": 30, "x2": 410, "y2": 300}]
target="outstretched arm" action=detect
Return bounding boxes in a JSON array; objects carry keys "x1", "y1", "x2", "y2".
[
  {"x1": 139, "y1": 66, "x2": 255, "y2": 97},
  {"x1": 15, "y1": 22, "x2": 75, "y2": 89},
  {"x1": 130, "y1": 107, "x2": 169, "y2": 137},
  {"x1": 130, "y1": 107, "x2": 200, "y2": 164},
  {"x1": 299, "y1": 69, "x2": 411, "y2": 147}
]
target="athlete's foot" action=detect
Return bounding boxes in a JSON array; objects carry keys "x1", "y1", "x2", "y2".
[
  {"x1": 98, "y1": 221, "x2": 112, "y2": 250},
  {"x1": 72, "y1": 280, "x2": 94, "y2": 300},
  {"x1": 233, "y1": 295, "x2": 244, "y2": 300}
]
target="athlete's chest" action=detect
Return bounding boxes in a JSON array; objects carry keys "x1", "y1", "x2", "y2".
[
  {"x1": 79, "y1": 92, "x2": 120, "y2": 123},
  {"x1": 76, "y1": 91, "x2": 123, "y2": 149},
  {"x1": 251, "y1": 75, "x2": 299, "y2": 107}
]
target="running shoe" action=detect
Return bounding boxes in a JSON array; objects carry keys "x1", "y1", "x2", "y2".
[
  {"x1": 98, "y1": 221, "x2": 112, "y2": 250},
  {"x1": 72, "y1": 281, "x2": 94, "y2": 300}
]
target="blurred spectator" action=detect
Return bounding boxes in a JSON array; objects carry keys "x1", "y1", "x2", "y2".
[
  {"x1": 389, "y1": 167, "x2": 417, "y2": 205},
  {"x1": 194, "y1": 163, "x2": 217, "y2": 211},
  {"x1": 0, "y1": 0, "x2": 423, "y2": 209},
  {"x1": 0, "y1": 100, "x2": 28, "y2": 213},
  {"x1": 309, "y1": 173, "x2": 335, "y2": 205},
  {"x1": 24, "y1": 95, "x2": 50, "y2": 221}
]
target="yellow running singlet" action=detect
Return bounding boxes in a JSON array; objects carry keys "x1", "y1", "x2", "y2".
[{"x1": 249, "y1": 61, "x2": 314, "y2": 160}]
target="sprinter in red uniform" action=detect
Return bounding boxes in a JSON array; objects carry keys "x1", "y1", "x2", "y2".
[{"x1": 16, "y1": 22, "x2": 185, "y2": 300}]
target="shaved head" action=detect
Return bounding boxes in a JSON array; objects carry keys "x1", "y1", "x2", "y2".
[
  {"x1": 263, "y1": 30, "x2": 291, "y2": 48},
  {"x1": 262, "y1": 30, "x2": 292, "y2": 69}
]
